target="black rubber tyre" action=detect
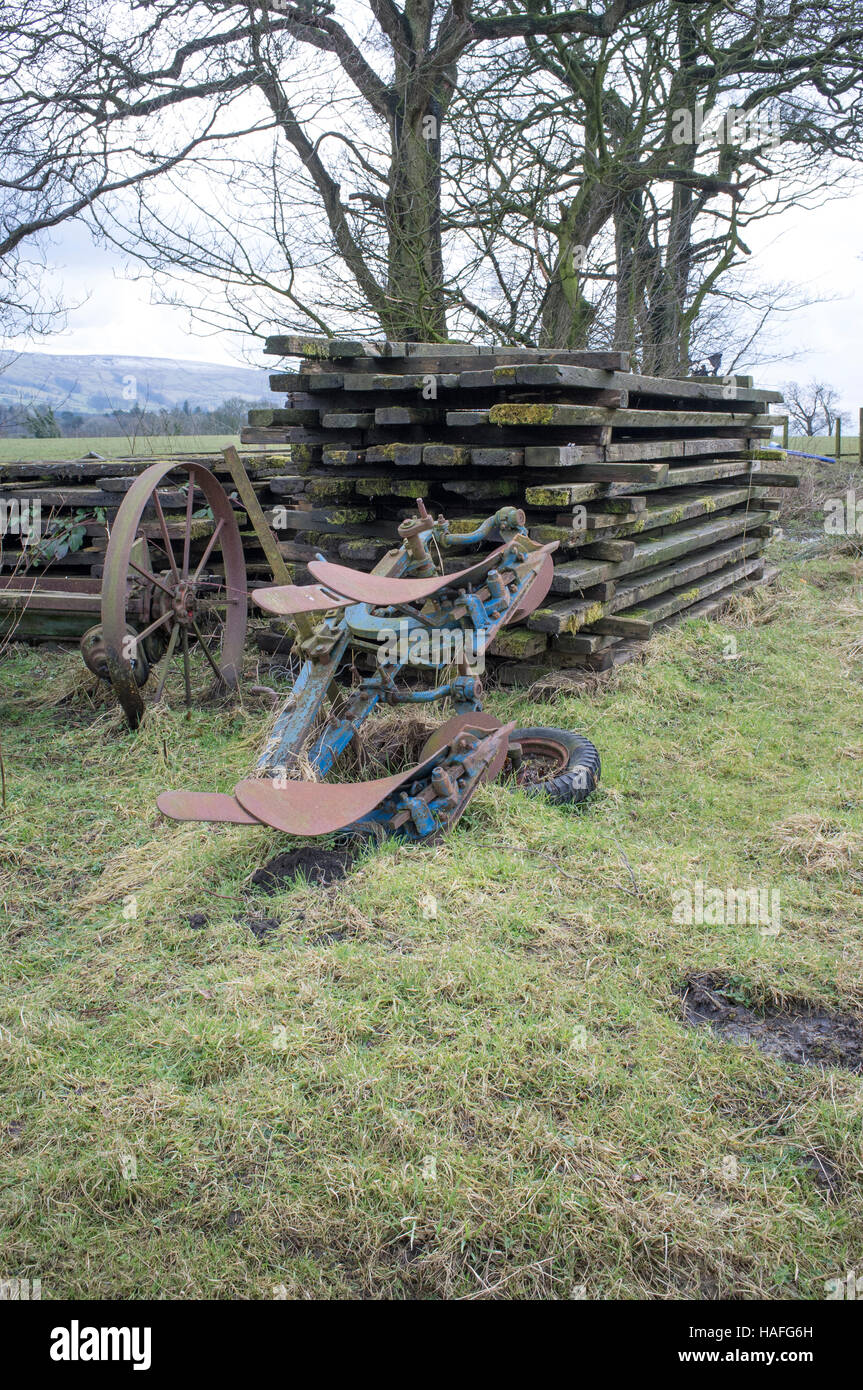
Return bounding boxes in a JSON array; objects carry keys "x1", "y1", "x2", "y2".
[{"x1": 508, "y1": 726, "x2": 601, "y2": 806}]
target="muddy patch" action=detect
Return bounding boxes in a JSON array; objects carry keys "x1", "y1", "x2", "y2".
[
  {"x1": 251, "y1": 845, "x2": 357, "y2": 894},
  {"x1": 795, "y1": 1151, "x2": 844, "y2": 1199},
  {"x1": 680, "y1": 974, "x2": 863, "y2": 1073}
]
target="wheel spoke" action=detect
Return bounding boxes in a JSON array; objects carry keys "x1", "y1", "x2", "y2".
[
  {"x1": 192, "y1": 517, "x2": 224, "y2": 582},
  {"x1": 181, "y1": 480, "x2": 195, "y2": 580},
  {"x1": 191, "y1": 616, "x2": 225, "y2": 683},
  {"x1": 152, "y1": 492, "x2": 180, "y2": 583},
  {"x1": 128, "y1": 558, "x2": 175, "y2": 599},
  {"x1": 134, "y1": 608, "x2": 173, "y2": 646},
  {"x1": 153, "y1": 621, "x2": 180, "y2": 704},
  {"x1": 181, "y1": 627, "x2": 192, "y2": 711}
]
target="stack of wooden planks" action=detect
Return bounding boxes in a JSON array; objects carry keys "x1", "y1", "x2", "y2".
[{"x1": 239, "y1": 336, "x2": 794, "y2": 685}]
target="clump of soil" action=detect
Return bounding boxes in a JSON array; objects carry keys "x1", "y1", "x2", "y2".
[
  {"x1": 237, "y1": 914, "x2": 281, "y2": 941},
  {"x1": 187, "y1": 912, "x2": 208, "y2": 930},
  {"x1": 680, "y1": 973, "x2": 863, "y2": 1073},
  {"x1": 251, "y1": 845, "x2": 357, "y2": 894},
  {"x1": 309, "y1": 928, "x2": 348, "y2": 946}
]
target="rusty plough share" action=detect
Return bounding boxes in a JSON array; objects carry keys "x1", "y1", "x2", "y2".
[{"x1": 156, "y1": 497, "x2": 599, "y2": 842}]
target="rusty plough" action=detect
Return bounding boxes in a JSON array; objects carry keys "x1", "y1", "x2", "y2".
[{"x1": 157, "y1": 499, "x2": 600, "y2": 843}]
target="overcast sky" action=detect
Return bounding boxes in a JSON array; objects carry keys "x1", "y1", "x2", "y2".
[{"x1": 16, "y1": 178, "x2": 863, "y2": 419}]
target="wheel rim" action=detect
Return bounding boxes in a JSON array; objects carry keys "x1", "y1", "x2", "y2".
[
  {"x1": 102, "y1": 461, "x2": 247, "y2": 728},
  {"x1": 509, "y1": 736, "x2": 571, "y2": 786}
]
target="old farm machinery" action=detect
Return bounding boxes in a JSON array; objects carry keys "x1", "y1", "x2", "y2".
[
  {"x1": 156, "y1": 491, "x2": 601, "y2": 843},
  {"x1": 1, "y1": 447, "x2": 599, "y2": 842},
  {"x1": 78, "y1": 460, "x2": 249, "y2": 727}
]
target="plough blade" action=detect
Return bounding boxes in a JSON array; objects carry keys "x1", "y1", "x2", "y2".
[
  {"x1": 418, "y1": 712, "x2": 504, "y2": 762},
  {"x1": 505, "y1": 553, "x2": 555, "y2": 624},
  {"x1": 251, "y1": 583, "x2": 352, "y2": 617},
  {"x1": 233, "y1": 758, "x2": 442, "y2": 836},
  {"x1": 158, "y1": 719, "x2": 515, "y2": 842},
  {"x1": 156, "y1": 791, "x2": 263, "y2": 825},
  {"x1": 307, "y1": 546, "x2": 509, "y2": 606}
]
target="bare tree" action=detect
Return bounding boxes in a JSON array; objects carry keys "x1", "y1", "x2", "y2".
[
  {"x1": 783, "y1": 379, "x2": 849, "y2": 436},
  {"x1": 443, "y1": 0, "x2": 863, "y2": 369},
  {"x1": 83, "y1": 0, "x2": 654, "y2": 342},
  {"x1": 0, "y1": 0, "x2": 282, "y2": 349}
]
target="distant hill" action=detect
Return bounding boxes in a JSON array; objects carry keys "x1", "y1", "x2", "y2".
[{"x1": 0, "y1": 352, "x2": 280, "y2": 412}]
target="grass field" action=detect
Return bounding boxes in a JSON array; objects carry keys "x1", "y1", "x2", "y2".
[
  {"x1": 1, "y1": 546, "x2": 862, "y2": 1300},
  {"x1": 788, "y1": 436, "x2": 862, "y2": 461},
  {"x1": 0, "y1": 435, "x2": 239, "y2": 464},
  {"x1": 0, "y1": 431, "x2": 859, "y2": 466}
]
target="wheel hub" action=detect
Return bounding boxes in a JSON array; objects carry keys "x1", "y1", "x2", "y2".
[{"x1": 172, "y1": 580, "x2": 197, "y2": 625}]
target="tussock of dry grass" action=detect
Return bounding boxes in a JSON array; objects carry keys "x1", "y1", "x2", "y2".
[
  {"x1": 719, "y1": 583, "x2": 785, "y2": 628},
  {"x1": 775, "y1": 814, "x2": 863, "y2": 873}
]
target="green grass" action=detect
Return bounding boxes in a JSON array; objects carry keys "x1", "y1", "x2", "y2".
[
  {"x1": 1, "y1": 550, "x2": 862, "y2": 1299},
  {"x1": 0, "y1": 435, "x2": 239, "y2": 464},
  {"x1": 787, "y1": 435, "x2": 861, "y2": 461}
]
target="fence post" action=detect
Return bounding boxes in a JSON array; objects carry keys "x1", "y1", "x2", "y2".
[
  {"x1": 835, "y1": 417, "x2": 842, "y2": 461},
  {"x1": 782, "y1": 417, "x2": 789, "y2": 450},
  {"x1": 859, "y1": 408, "x2": 862, "y2": 468}
]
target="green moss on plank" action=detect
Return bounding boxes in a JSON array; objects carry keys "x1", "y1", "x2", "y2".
[
  {"x1": 489, "y1": 404, "x2": 555, "y2": 426},
  {"x1": 525, "y1": 486, "x2": 571, "y2": 507},
  {"x1": 305, "y1": 478, "x2": 355, "y2": 501},
  {"x1": 489, "y1": 627, "x2": 548, "y2": 658}
]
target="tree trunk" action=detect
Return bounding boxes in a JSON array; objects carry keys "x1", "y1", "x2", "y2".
[
  {"x1": 539, "y1": 184, "x2": 614, "y2": 348},
  {"x1": 384, "y1": 90, "x2": 448, "y2": 340}
]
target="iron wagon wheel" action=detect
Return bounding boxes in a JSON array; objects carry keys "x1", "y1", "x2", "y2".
[{"x1": 101, "y1": 460, "x2": 247, "y2": 728}]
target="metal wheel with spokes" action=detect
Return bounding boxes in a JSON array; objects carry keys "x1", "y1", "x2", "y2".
[{"x1": 99, "y1": 460, "x2": 247, "y2": 728}]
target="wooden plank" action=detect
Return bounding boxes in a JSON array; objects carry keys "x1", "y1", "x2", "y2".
[
  {"x1": 580, "y1": 539, "x2": 637, "y2": 562},
  {"x1": 366, "y1": 443, "x2": 423, "y2": 467},
  {"x1": 321, "y1": 413, "x2": 375, "y2": 429},
  {"x1": 223, "y1": 445, "x2": 293, "y2": 586},
  {"x1": 488, "y1": 627, "x2": 549, "y2": 659},
  {"x1": 546, "y1": 511, "x2": 770, "y2": 601},
  {"x1": 598, "y1": 538, "x2": 765, "y2": 615},
  {"x1": 247, "y1": 407, "x2": 320, "y2": 427},
  {"x1": 589, "y1": 557, "x2": 765, "y2": 636},
  {"x1": 241, "y1": 426, "x2": 364, "y2": 446},
  {"x1": 374, "y1": 407, "x2": 440, "y2": 425},
  {"x1": 355, "y1": 476, "x2": 434, "y2": 499},
  {"x1": 264, "y1": 335, "x2": 630, "y2": 370},
  {"x1": 575, "y1": 462, "x2": 669, "y2": 484},
  {"x1": 488, "y1": 403, "x2": 779, "y2": 429},
  {"x1": 264, "y1": 505, "x2": 374, "y2": 529},
  {"x1": 422, "y1": 445, "x2": 471, "y2": 467},
  {"x1": 656, "y1": 569, "x2": 771, "y2": 628},
  {"x1": 265, "y1": 336, "x2": 382, "y2": 358},
  {"x1": 484, "y1": 362, "x2": 782, "y2": 404},
  {"x1": 0, "y1": 460, "x2": 143, "y2": 481},
  {"x1": 471, "y1": 448, "x2": 524, "y2": 468}
]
